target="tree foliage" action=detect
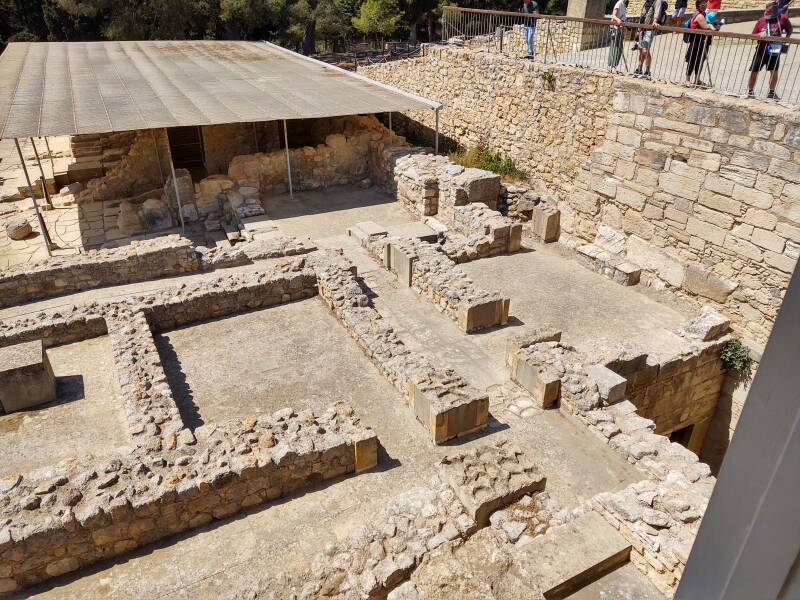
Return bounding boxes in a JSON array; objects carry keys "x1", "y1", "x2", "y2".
[
  {"x1": 1, "y1": 0, "x2": 441, "y2": 51},
  {"x1": 352, "y1": 0, "x2": 402, "y2": 41}
]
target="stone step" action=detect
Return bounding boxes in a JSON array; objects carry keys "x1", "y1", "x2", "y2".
[
  {"x1": 576, "y1": 243, "x2": 641, "y2": 286},
  {"x1": 512, "y1": 511, "x2": 631, "y2": 599},
  {"x1": 385, "y1": 221, "x2": 438, "y2": 243}
]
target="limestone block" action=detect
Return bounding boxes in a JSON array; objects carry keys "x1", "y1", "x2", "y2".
[
  {"x1": 453, "y1": 168, "x2": 501, "y2": 209},
  {"x1": 512, "y1": 511, "x2": 631, "y2": 598},
  {"x1": 142, "y1": 198, "x2": 173, "y2": 231},
  {"x1": 439, "y1": 441, "x2": 546, "y2": 526},
  {"x1": 408, "y1": 372, "x2": 489, "y2": 444},
  {"x1": 679, "y1": 307, "x2": 731, "y2": 341},
  {"x1": 390, "y1": 243, "x2": 415, "y2": 287},
  {"x1": 511, "y1": 360, "x2": 561, "y2": 409},
  {"x1": 532, "y1": 206, "x2": 560, "y2": 243},
  {"x1": 0, "y1": 340, "x2": 56, "y2": 413},
  {"x1": 117, "y1": 200, "x2": 145, "y2": 235},
  {"x1": 348, "y1": 221, "x2": 389, "y2": 244},
  {"x1": 586, "y1": 364, "x2": 628, "y2": 405},
  {"x1": 457, "y1": 297, "x2": 508, "y2": 333},
  {"x1": 594, "y1": 225, "x2": 626, "y2": 255},
  {"x1": 5, "y1": 216, "x2": 32, "y2": 240},
  {"x1": 683, "y1": 264, "x2": 738, "y2": 303},
  {"x1": 509, "y1": 222, "x2": 524, "y2": 251}
]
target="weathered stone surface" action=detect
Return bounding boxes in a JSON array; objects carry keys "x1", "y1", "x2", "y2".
[
  {"x1": 679, "y1": 307, "x2": 731, "y2": 341},
  {"x1": 440, "y1": 441, "x2": 545, "y2": 527},
  {"x1": 141, "y1": 198, "x2": 173, "y2": 231},
  {"x1": 0, "y1": 340, "x2": 56, "y2": 413},
  {"x1": 683, "y1": 264, "x2": 738, "y2": 303},
  {"x1": 4, "y1": 216, "x2": 32, "y2": 240}
]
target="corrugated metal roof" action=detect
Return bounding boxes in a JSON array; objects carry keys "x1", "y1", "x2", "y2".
[{"x1": 0, "y1": 40, "x2": 438, "y2": 138}]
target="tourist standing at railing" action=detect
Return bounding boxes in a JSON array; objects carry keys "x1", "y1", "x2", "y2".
[
  {"x1": 635, "y1": 0, "x2": 659, "y2": 77},
  {"x1": 608, "y1": 0, "x2": 629, "y2": 70},
  {"x1": 747, "y1": 2, "x2": 793, "y2": 99},
  {"x1": 673, "y1": 0, "x2": 688, "y2": 20},
  {"x1": 520, "y1": 0, "x2": 540, "y2": 58},
  {"x1": 685, "y1": 0, "x2": 715, "y2": 86}
]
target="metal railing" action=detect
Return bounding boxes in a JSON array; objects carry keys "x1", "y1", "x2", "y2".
[{"x1": 441, "y1": 6, "x2": 800, "y2": 103}]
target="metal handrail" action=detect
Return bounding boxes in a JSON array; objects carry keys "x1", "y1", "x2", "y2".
[
  {"x1": 442, "y1": 6, "x2": 800, "y2": 45},
  {"x1": 440, "y1": 5, "x2": 800, "y2": 103}
]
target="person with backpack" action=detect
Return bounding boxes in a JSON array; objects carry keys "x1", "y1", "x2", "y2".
[
  {"x1": 635, "y1": 0, "x2": 667, "y2": 77},
  {"x1": 684, "y1": 0, "x2": 715, "y2": 86},
  {"x1": 747, "y1": 2, "x2": 793, "y2": 99},
  {"x1": 608, "y1": 0, "x2": 628, "y2": 71},
  {"x1": 673, "y1": 0, "x2": 688, "y2": 20},
  {"x1": 519, "y1": 0, "x2": 540, "y2": 58}
]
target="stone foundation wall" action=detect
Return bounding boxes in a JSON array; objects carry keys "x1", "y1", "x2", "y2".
[
  {"x1": 0, "y1": 405, "x2": 374, "y2": 593},
  {"x1": 309, "y1": 250, "x2": 489, "y2": 444},
  {"x1": 0, "y1": 235, "x2": 318, "y2": 311},
  {"x1": 360, "y1": 45, "x2": 800, "y2": 344},
  {"x1": 76, "y1": 129, "x2": 171, "y2": 204},
  {"x1": 361, "y1": 234, "x2": 510, "y2": 333},
  {"x1": 0, "y1": 237, "x2": 199, "y2": 309},
  {"x1": 0, "y1": 262, "x2": 377, "y2": 594},
  {"x1": 228, "y1": 116, "x2": 407, "y2": 194}
]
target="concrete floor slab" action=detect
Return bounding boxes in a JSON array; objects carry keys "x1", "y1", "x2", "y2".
[
  {"x1": 0, "y1": 336, "x2": 129, "y2": 476},
  {"x1": 567, "y1": 562, "x2": 665, "y2": 599}
]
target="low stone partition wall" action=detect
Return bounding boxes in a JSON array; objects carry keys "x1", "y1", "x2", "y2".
[
  {"x1": 0, "y1": 305, "x2": 108, "y2": 350},
  {"x1": 442, "y1": 203, "x2": 522, "y2": 263},
  {"x1": 507, "y1": 310, "x2": 730, "y2": 452},
  {"x1": 357, "y1": 231, "x2": 510, "y2": 332},
  {"x1": 0, "y1": 405, "x2": 377, "y2": 594},
  {"x1": 226, "y1": 441, "x2": 547, "y2": 600},
  {"x1": 309, "y1": 249, "x2": 489, "y2": 443},
  {"x1": 391, "y1": 153, "x2": 502, "y2": 219},
  {"x1": 106, "y1": 307, "x2": 185, "y2": 451},
  {"x1": 0, "y1": 237, "x2": 200, "y2": 309}
]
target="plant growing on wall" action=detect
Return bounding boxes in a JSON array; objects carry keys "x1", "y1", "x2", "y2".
[
  {"x1": 720, "y1": 339, "x2": 753, "y2": 377},
  {"x1": 448, "y1": 146, "x2": 528, "y2": 180},
  {"x1": 540, "y1": 69, "x2": 555, "y2": 91}
]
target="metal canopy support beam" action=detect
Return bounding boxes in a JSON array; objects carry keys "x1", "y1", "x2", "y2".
[
  {"x1": 388, "y1": 112, "x2": 392, "y2": 133},
  {"x1": 434, "y1": 107, "x2": 440, "y2": 154},
  {"x1": 151, "y1": 129, "x2": 165, "y2": 184},
  {"x1": 43, "y1": 137, "x2": 56, "y2": 178},
  {"x1": 283, "y1": 119, "x2": 294, "y2": 200},
  {"x1": 252, "y1": 122, "x2": 259, "y2": 153},
  {"x1": 13, "y1": 138, "x2": 52, "y2": 257},
  {"x1": 165, "y1": 131, "x2": 186, "y2": 236},
  {"x1": 677, "y1": 262, "x2": 800, "y2": 599},
  {"x1": 29, "y1": 138, "x2": 53, "y2": 209}
]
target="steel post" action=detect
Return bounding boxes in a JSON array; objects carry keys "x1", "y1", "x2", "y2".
[{"x1": 13, "y1": 138, "x2": 52, "y2": 256}]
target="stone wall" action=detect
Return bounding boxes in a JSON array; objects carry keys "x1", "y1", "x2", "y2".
[
  {"x1": 202, "y1": 123, "x2": 259, "y2": 175},
  {"x1": 360, "y1": 45, "x2": 800, "y2": 344},
  {"x1": 0, "y1": 405, "x2": 374, "y2": 593},
  {"x1": 0, "y1": 235, "x2": 318, "y2": 311},
  {"x1": 228, "y1": 116, "x2": 407, "y2": 194},
  {"x1": 0, "y1": 237, "x2": 199, "y2": 309},
  {"x1": 76, "y1": 129, "x2": 171, "y2": 204},
  {"x1": 359, "y1": 233, "x2": 510, "y2": 333},
  {"x1": 0, "y1": 262, "x2": 377, "y2": 593},
  {"x1": 309, "y1": 249, "x2": 489, "y2": 444}
]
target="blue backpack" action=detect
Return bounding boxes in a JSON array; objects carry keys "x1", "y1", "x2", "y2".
[{"x1": 682, "y1": 12, "x2": 697, "y2": 42}]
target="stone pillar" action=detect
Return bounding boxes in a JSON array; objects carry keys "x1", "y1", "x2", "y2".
[
  {"x1": 0, "y1": 340, "x2": 56, "y2": 413},
  {"x1": 566, "y1": 0, "x2": 608, "y2": 50}
]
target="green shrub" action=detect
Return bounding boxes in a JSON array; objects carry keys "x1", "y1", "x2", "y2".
[
  {"x1": 448, "y1": 146, "x2": 528, "y2": 180},
  {"x1": 720, "y1": 339, "x2": 753, "y2": 376}
]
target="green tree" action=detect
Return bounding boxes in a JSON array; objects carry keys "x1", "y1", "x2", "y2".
[{"x1": 352, "y1": 0, "x2": 401, "y2": 45}]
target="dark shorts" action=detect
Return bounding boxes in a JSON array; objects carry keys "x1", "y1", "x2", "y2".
[{"x1": 751, "y1": 49, "x2": 781, "y2": 72}]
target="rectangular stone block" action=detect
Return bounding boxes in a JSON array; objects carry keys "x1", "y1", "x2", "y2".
[
  {"x1": 389, "y1": 244, "x2": 415, "y2": 287},
  {"x1": 409, "y1": 378, "x2": 489, "y2": 444},
  {"x1": 347, "y1": 221, "x2": 388, "y2": 242},
  {"x1": 0, "y1": 340, "x2": 56, "y2": 413},
  {"x1": 509, "y1": 223, "x2": 523, "y2": 252},
  {"x1": 457, "y1": 298, "x2": 508, "y2": 333},
  {"x1": 511, "y1": 360, "x2": 561, "y2": 409},
  {"x1": 354, "y1": 435, "x2": 379, "y2": 472},
  {"x1": 533, "y1": 206, "x2": 560, "y2": 242},
  {"x1": 587, "y1": 364, "x2": 628, "y2": 405}
]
